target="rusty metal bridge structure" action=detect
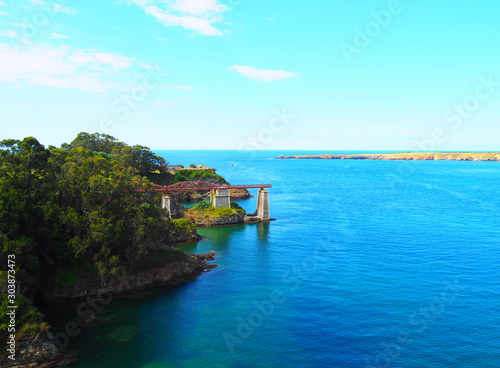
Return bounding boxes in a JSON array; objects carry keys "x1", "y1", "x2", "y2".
[
  {"x1": 140, "y1": 181, "x2": 271, "y2": 196},
  {"x1": 137, "y1": 181, "x2": 272, "y2": 220}
]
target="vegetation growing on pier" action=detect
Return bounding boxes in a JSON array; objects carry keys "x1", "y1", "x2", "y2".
[{"x1": 185, "y1": 201, "x2": 244, "y2": 220}]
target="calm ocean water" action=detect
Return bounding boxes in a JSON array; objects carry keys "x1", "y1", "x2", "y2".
[{"x1": 48, "y1": 151, "x2": 500, "y2": 368}]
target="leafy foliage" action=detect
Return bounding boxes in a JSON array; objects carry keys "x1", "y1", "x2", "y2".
[
  {"x1": 194, "y1": 200, "x2": 211, "y2": 210},
  {"x1": 185, "y1": 203, "x2": 241, "y2": 219},
  {"x1": 0, "y1": 293, "x2": 48, "y2": 337},
  {"x1": 230, "y1": 202, "x2": 243, "y2": 210},
  {"x1": 0, "y1": 133, "x2": 185, "y2": 296},
  {"x1": 173, "y1": 169, "x2": 228, "y2": 184}
]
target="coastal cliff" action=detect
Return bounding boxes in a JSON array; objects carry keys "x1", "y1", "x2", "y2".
[
  {"x1": 276, "y1": 152, "x2": 500, "y2": 161},
  {"x1": 42, "y1": 250, "x2": 214, "y2": 304},
  {"x1": 1, "y1": 250, "x2": 215, "y2": 368}
]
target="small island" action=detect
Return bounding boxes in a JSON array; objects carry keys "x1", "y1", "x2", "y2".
[{"x1": 276, "y1": 152, "x2": 500, "y2": 161}]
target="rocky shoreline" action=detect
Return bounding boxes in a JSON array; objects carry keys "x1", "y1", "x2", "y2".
[
  {"x1": 276, "y1": 152, "x2": 500, "y2": 161},
  {"x1": 42, "y1": 252, "x2": 215, "y2": 304},
  {"x1": 1, "y1": 251, "x2": 216, "y2": 368}
]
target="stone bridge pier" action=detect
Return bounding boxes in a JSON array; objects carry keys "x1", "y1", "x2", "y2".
[
  {"x1": 161, "y1": 195, "x2": 172, "y2": 219},
  {"x1": 256, "y1": 189, "x2": 270, "y2": 220},
  {"x1": 210, "y1": 188, "x2": 231, "y2": 208}
]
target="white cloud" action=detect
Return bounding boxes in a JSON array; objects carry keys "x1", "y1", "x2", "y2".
[
  {"x1": 0, "y1": 1, "x2": 5, "y2": 6},
  {"x1": 10, "y1": 23, "x2": 30, "y2": 28},
  {"x1": 171, "y1": 0, "x2": 226, "y2": 17},
  {"x1": 0, "y1": 11, "x2": 8, "y2": 16},
  {"x1": 0, "y1": 43, "x2": 156, "y2": 93},
  {"x1": 49, "y1": 32, "x2": 69, "y2": 39},
  {"x1": 229, "y1": 65, "x2": 298, "y2": 81},
  {"x1": 119, "y1": 0, "x2": 229, "y2": 36}
]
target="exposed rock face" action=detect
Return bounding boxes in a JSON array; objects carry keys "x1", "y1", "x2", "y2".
[
  {"x1": 42, "y1": 253, "x2": 212, "y2": 304},
  {"x1": 229, "y1": 188, "x2": 252, "y2": 199},
  {"x1": 169, "y1": 200, "x2": 185, "y2": 219},
  {"x1": 167, "y1": 226, "x2": 201, "y2": 244},
  {"x1": 276, "y1": 152, "x2": 500, "y2": 161},
  {"x1": 169, "y1": 190, "x2": 205, "y2": 203}
]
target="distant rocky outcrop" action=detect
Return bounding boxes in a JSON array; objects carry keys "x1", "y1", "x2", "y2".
[{"x1": 276, "y1": 152, "x2": 500, "y2": 161}]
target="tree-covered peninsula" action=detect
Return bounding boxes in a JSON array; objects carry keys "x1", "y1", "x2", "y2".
[{"x1": 0, "y1": 133, "x2": 213, "y2": 366}]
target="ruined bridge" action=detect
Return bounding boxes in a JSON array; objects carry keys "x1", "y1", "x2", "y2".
[{"x1": 140, "y1": 181, "x2": 272, "y2": 220}]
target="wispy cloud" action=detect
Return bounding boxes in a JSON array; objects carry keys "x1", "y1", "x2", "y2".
[
  {"x1": 117, "y1": 0, "x2": 229, "y2": 36},
  {"x1": 49, "y1": 32, "x2": 69, "y2": 39},
  {"x1": 229, "y1": 65, "x2": 298, "y2": 81},
  {"x1": 0, "y1": 43, "x2": 158, "y2": 93},
  {"x1": 0, "y1": 1, "x2": 5, "y2": 6},
  {"x1": 10, "y1": 23, "x2": 30, "y2": 28},
  {"x1": 0, "y1": 30, "x2": 21, "y2": 38}
]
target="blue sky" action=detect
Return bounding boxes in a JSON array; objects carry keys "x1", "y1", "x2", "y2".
[{"x1": 0, "y1": 0, "x2": 499, "y2": 150}]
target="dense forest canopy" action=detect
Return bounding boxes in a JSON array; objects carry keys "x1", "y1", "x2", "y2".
[{"x1": 0, "y1": 132, "x2": 183, "y2": 299}]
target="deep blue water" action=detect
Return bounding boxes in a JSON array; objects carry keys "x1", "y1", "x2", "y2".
[{"x1": 54, "y1": 151, "x2": 500, "y2": 368}]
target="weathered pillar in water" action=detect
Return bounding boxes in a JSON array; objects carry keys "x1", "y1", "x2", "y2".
[
  {"x1": 256, "y1": 189, "x2": 270, "y2": 219},
  {"x1": 161, "y1": 195, "x2": 172, "y2": 219},
  {"x1": 213, "y1": 188, "x2": 231, "y2": 208}
]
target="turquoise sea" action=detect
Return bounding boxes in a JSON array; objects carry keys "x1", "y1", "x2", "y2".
[{"x1": 45, "y1": 151, "x2": 500, "y2": 368}]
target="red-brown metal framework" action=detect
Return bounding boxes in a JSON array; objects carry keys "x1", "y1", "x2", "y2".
[{"x1": 141, "y1": 181, "x2": 271, "y2": 195}]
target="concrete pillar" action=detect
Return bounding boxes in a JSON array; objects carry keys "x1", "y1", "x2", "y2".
[
  {"x1": 213, "y1": 188, "x2": 231, "y2": 208},
  {"x1": 256, "y1": 189, "x2": 270, "y2": 219},
  {"x1": 209, "y1": 190, "x2": 215, "y2": 205},
  {"x1": 161, "y1": 195, "x2": 172, "y2": 219}
]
